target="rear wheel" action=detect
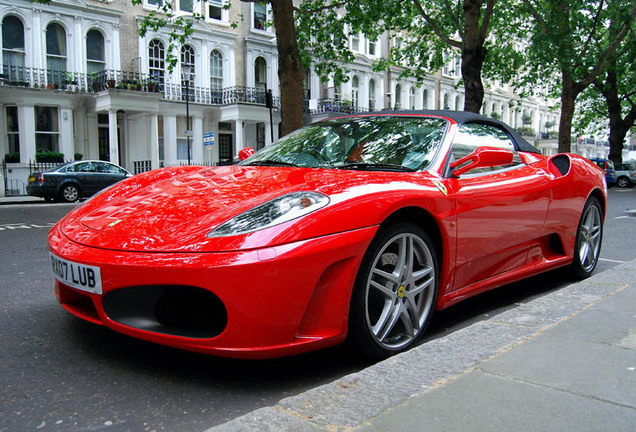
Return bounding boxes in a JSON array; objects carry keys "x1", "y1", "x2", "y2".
[
  {"x1": 617, "y1": 176, "x2": 631, "y2": 188},
  {"x1": 348, "y1": 223, "x2": 438, "y2": 359},
  {"x1": 59, "y1": 184, "x2": 80, "y2": 203},
  {"x1": 570, "y1": 197, "x2": 603, "y2": 279}
]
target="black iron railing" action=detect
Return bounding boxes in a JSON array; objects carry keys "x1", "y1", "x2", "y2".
[{"x1": 1, "y1": 65, "x2": 281, "y2": 108}]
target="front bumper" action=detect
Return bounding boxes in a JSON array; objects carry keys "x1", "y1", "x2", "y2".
[{"x1": 49, "y1": 224, "x2": 376, "y2": 358}]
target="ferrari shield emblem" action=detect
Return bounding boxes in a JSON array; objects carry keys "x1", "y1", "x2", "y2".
[{"x1": 432, "y1": 179, "x2": 448, "y2": 196}]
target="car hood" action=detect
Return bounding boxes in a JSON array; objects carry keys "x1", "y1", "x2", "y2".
[{"x1": 57, "y1": 165, "x2": 444, "y2": 252}]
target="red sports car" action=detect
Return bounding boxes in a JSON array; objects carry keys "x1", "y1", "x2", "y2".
[{"x1": 49, "y1": 111, "x2": 606, "y2": 359}]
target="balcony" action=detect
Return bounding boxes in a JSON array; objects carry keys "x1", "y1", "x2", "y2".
[{"x1": 0, "y1": 65, "x2": 280, "y2": 108}]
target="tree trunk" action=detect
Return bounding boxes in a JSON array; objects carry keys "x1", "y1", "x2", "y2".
[
  {"x1": 461, "y1": 0, "x2": 486, "y2": 113},
  {"x1": 600, "y1": 68, "x2": 635, "y2": 165},
  {"x1": 270, "y1": 0, "x2": 306, "y2": 136},
  {"x1": 558, "y1": 72, "x2": 578, "y2": 154}
]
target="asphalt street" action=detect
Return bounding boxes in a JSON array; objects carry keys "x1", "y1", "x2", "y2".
[{"x1": 0, "y1": 187, "x2": 634, "y2": 431}]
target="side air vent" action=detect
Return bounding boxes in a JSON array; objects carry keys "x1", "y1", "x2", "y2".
[{"x1": 549, "y1": 154, "x2": 571, "y2": 177}]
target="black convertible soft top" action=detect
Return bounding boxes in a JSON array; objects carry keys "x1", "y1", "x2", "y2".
[{"x1": 329, "y1": 110, "x2": 542, "y2": 155}]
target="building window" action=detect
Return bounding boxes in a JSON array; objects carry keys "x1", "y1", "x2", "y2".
[
  {"x1": 210, "y1": 50, "x2": 223, "y2": 89},
  {"x1": 368, "y1": 79, "x2": 376, "y2": 111},
  {"x1": 86, "y1": 30, "x2": 105, "y2": 74},
  {"x1": 409, "y1": 86, "x2": 416, "y2": 110},
  {"x1": 149, "y1": 39, "x2": 165, "y2": 85},
  {"x1": 46, "y1": 23, "x2": 67, "y2": 86},
  {"x1": 395, "y1": 84, "x2": 402, "y2": 109},
  {"x1": 352, "y1": 75, "x2": 359, "y2": 108},
  {"x1": 303, "y1": 68, "x2": 311, "y2": 99},
  {"x1": 2, "y1": 16, "x2": 25, "y2": 69},
  {"x1": 351, "y1": 32, "x2": 360, "y2": 52},
  {"x1": 35, "y1": 107, "x2": 59, "y2": 152},
  {"x1": 253, "y1": 3, "x2": 267, "y2": 30},
  {"x1": 146, "y1": 0, "x2": 163, "y2": 7},
  {"x1": 423, "y1": 89, "x2": 429, "y2": 109},
  {"x1": 368, "y1": 39, "x2": 377, "y2": 56},
  {"x1": 255, "y1": 57, "x2": 267, "y2": 90},
  {"x1": 208, "y1": 0, "x2": 224, "y2": 20},
  {"x1": 179, "y1": 0, "x2": 193, "y2": 13},
  {"x1": 181, "y1": 45, "x2": 195, "y2": 96},
  {"x1": 6, "y1": 106, "x2": 20, "y2": 158}
]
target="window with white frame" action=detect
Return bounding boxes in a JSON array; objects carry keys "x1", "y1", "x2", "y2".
[
  {"x1": 207, "y1": 0, "x2": 227, "y2": 21},
  {"x1": 423, "y1": 89, "x2": 429, "y2": 109},
  {"x1": 46, "y1": 23, "x2": 67, "y2": 78},
  {"x1": 351, "y1": 32, "x2": 361, "y2": 52},
  {"x1": 35, "y1": 106, "x2": 60, "y2": 152},
  {"x1": 253, "y1": 3, "x2": 268, "y2": 30},
  {"x1": 149, "y1": 39, "x2": 165, "y2": 84},
  {"x1": 210, "y1": 50, "x2": 223, "y2": 90},
  {"x1": 86, "y1": 30, "x2": 105, "y2": 74},
  {"x1": 409, "y1": 86, "x2": 416, "y2": 110},
  {"x1": 179, "y1": 0, "x2": 194, "y2": 13},
  {"x1": 181, "y1": 45, "x2": 195, "y2": 93},
  {"x1": 255, "y1": 57, "x2": 267, "y2": 90},
  {"x1": 368, "y1": 79, "x2": 376, "y2": 111},
  {"x1": 6, "y1": 106, "x2": 19, "y2": 158},
  {"x1": 394, "y1": 84, "x2": 402, "y2": 109},
  {"x1": 443, "y1": 52, "x2": 461, "y2": 78},
  {"x1": 368, "y1": 39, "x2": 377, "y2": 56},
  {"x1": 352, "y1": 76, "x2": 359, "y2": 108},
  {"x1": 146, "y1": 0, "x2": 163, "y2": 7},
  {"x1": 2, "y1": 16, "x2": 25, "y2": 69}
]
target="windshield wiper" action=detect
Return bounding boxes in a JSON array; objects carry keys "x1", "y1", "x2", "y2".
[
  {"x1": 336, "y1": 162, "x2": 416, "y2": 172},
  {"x1": 245, "y1": 160, "x2": 298, "y2": 167}
]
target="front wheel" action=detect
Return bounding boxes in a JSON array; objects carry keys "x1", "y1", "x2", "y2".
[
  {"x1": 570, "y1": 197, "x2": 603, "y2": 279},
  {"x1": 348, "y1": 223, "x2": 438, "y2": 359}
]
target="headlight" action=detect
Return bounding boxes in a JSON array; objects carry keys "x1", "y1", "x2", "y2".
[{"x1": 208, "y1": 192, "x2": 330, "y2": 237}]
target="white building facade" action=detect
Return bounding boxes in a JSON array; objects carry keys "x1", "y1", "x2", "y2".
[{"x1": 0, "y1": 0, "x2": 597, "y2": 196}]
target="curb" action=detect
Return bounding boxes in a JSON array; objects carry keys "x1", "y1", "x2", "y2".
[{"x1": 206, "y1": 260, "x2": 636, "y2": 431}]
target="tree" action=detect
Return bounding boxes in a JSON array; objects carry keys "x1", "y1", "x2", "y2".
[
  {"x1": 135, "y1": 0, "x2": 306, "y2": 135},
  {"x1": 297, "y1": 1, "x2": 526, "y2": 114},
  {"x1": 522, "y1": 0, "x2": 636, "y2": 153},
  {"x1": 575, "y1": 23, "x2": 635, "y2": 164}
]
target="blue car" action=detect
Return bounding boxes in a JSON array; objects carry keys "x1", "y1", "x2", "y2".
[{"x1": 589, "y1": 158, "x2": 616, "y2": 187}]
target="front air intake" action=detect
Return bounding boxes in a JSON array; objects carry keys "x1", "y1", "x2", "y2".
[{"x1": 103, "y1": 285, "x2": 227, "y2": 338}]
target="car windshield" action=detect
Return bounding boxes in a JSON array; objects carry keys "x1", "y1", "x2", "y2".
[{"x1": 241, "y1": 116, "x2": 448, "y2": 171}]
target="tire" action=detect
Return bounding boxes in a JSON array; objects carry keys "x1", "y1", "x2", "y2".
[
  {"x1": 570, "y1": 197, "x2": 603, "y2": 279},
  {"x1": 616, "y1": 176, "x2": 631, "y2": 188},
  {"x1": 59, "y1": 184, "x2": 80, "y2": 203},
  {"x1": 348, "y1": 223, "x2": 438, "y2": 359}
]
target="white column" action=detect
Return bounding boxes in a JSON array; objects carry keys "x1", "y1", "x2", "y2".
[
  {"x1": 163, "y1": 115, "x2": 177, "y2": 166},
  {"x1": 59, "y1": 108, "x2": 74, "y2": 159},
  {"x1": 108, "y1": 110, "x2": 119, "y2": 164},
  {"x1": 192, "y1": 116, "x2": 203, "y2": 163},
  {"x1": 234, "y1": 119, "x2": 244, "y2": 157},
  {"x1": 149, "y1": 113, "x2": 160, "y2": 169},
  {"x1": 18, "y1": 105, "x2": 36, "y2": 163}
]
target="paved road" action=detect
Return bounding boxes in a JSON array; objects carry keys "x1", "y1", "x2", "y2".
[{"x1": 0, "y1": 188, "x2": 634, "y2": 431}]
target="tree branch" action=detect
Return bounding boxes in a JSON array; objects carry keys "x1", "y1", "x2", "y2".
[{"x1": 411, "y1": 0, "x2": 462, "y2": 48}]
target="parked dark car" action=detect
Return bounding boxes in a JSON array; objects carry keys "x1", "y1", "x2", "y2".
[{"x1": 27, "y1": 160, "x2": 132, "y2": 202}]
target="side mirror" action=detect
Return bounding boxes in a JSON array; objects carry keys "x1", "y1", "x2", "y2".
[
  {"x1": 450, "y1": 146, "x2": 514, "y2": 177},
  {"x1": 238, "y1": 147, "x2": 255, "y2": 161}
]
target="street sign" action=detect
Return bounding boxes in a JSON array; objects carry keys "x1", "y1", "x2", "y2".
[
  {"x1": 184, "y1": 129, "x2": 192, "y2": 137},
  {"x1": 203, "y1": 132, "x2": 215, "y2": 146}
]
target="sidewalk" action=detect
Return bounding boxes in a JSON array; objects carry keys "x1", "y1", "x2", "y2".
[
  {"x1": 209, "y1": 260, "x2": 636, "y2": 431},
  {"x1": 0, "y1": 195, "x2": 44, "y2": 205}
]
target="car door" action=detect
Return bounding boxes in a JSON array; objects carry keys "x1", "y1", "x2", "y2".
[
  {"x1": 94, "y1": 162, "x2": 127, "y2": 192},
  {"x1": 447, "y1": 122, "x2": 551, "y2": 290}
]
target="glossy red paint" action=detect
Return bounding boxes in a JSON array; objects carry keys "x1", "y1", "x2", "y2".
[{"x1": 49, "y1": 112, "x2": 607, "y2": 359}]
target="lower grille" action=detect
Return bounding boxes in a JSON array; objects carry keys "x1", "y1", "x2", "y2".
[{"x1": 103, "y1": 285, "x2": 227, "y2": 338}]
